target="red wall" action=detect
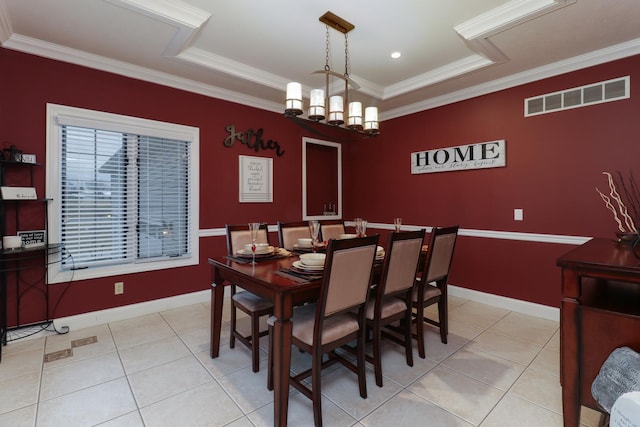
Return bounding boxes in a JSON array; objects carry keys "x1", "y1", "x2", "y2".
[
  {"x1": 0, "y1": 47, "x2": 323, "y2": 323},
  {"x1": 1, "y1": 47, "x2": 638, "y2": 323},
  {"x1": 343, "y1": 55, "x2": 640, "y2": 306}
]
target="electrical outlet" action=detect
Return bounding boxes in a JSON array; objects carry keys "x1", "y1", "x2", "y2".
[
  {"x1": 514, "y1": 208, "x2": 524, "y2": 221},
  {"x1": 114, "y1": 282, "x2": 124, "y2": 295}
]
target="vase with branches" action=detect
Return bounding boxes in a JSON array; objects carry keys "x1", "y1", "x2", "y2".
[{"x1": 596, "y1": 171, "x2": 640, "y2": 242}]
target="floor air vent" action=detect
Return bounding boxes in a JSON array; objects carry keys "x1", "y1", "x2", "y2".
[{"x1": 525, "y1": 76, "x2": 629, "y2": 117}]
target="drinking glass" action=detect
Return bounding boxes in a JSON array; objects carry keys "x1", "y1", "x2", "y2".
[
  {"x1": 360, "y1": 220, "x2": 367, "y2": 237},
  {"x1": 249, "y1": 222, "x2": 261, "y2": 264},
  {"x1": 394, "y1": 217, "x2": 402, "y2": 232},
  {"x1": 309, "y1": 220, "x2": 320, "y2": 252},
  {"x1": 354, "y1": 217, "x2": 363, "y2": 237}
]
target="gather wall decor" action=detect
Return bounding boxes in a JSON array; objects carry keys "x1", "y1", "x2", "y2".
[
  {"x1": 411, "y1": 140, "x2": 506, "y2": 174},
  {"x1": 239, "y1": 155, "x2": 273, "y2": 203},
  {"x1": 223, "y1": 124, "x2": 285, "y2": 157}
]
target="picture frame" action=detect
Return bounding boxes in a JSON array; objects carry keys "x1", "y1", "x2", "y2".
[
  {"x1": 1, "y1": 186, "x2": 37, "y2": 200},
  {"x1": 239, "y1": 155, "x2": 273, "y2": 203},
  {"x1": 18, "y1": 230, "x2": 46, "y2": 248}
]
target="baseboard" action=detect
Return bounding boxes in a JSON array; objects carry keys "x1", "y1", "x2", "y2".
[
  {"x1": 51, "y1": 283, "x2": 558, "y2": 333},
  {"x1": 52, "y1": 290, "x2": 211, "y2": 333},
  {"x1": 449, "y1": 284, "x2": 559, "y2": 322}
]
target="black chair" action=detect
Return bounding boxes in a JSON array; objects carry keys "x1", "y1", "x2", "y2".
[
  {"x1": 412, "y1": 225, "x2": 459, "y2": 358},
  {"x1": 277, "y1": 220, "x2": 310, "y2": 250},
  {"x1": 319, "y1": 219, "x2": 346, "y2": 241},
  {"x1": 225, "y1": 223, "x2": 274, "y2": 372},
  {"x1": 268, "y1": 235, "x2": 379, "y2": 426},
  {"x1": 364, "y1": 229, "x2": 425, "y2": 386}
]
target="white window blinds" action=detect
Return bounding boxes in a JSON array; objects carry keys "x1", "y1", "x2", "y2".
[
  {"x1": 47, "y1": 104, "x2": 199, "y2": 283},
  {"x1": 137, "y1": 135, "x2": 190, "y2": 260},
  {"x1": 59, "y1": 126, "x2": 191, "y2": 270}
]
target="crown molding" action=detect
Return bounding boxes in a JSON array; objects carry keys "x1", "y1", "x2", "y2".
[
  {"x1": 384, "y1": 54, "x2": 493, "y2": 100},
  {"x1": 175, "y1": 47, "x2": 288, "y2": 91},
  {"x1": 2, "y1": 33, "x2": 282, "y2": 114},
  {"x1": 455, "y1": 0, "x2": 576, "y2": 40},
  {"x1": 105, "y1": 0, "x2": 211, "y2": 57},
  {"x1": 2, "y1": 0, "x2": 636, "y2": 122},
  {"x1": 381, "y1": 0, "x2": 576, "y2": 100},
  {"x1": 0, "y1": 0, "x2": 12, "y2": 43},
  {"x1": 381, "y1": 37, "x2": 640, "y2": 121},
  {"x1": 97, "y1": 0, "x2": 581, "y2": 104}
]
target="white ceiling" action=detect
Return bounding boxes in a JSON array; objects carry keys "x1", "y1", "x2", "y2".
[{"x1": 2, "y1": 0, "x2": 640, "y2": 120}]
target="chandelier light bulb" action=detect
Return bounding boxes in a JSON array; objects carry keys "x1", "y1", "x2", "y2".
[
  {"x1": 347, "y1": 102, "x2": 363, "y2": 130},
  {"x1": 364, "y1": 107, "x2": 379, "y2": 134},
  {"x1": 328, "y1": 96, "x2": 344, "y2": 125},
  {"x1": 308, "y1": 89, "x2": 326, "y2": 121},
  {"x1": 285, "y1": 82, "x2": 303, "y2": 116}
]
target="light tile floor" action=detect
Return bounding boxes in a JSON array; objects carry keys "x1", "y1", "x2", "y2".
[{"x1": 0, "y1": 296, "x2": 607, "y2": 426}]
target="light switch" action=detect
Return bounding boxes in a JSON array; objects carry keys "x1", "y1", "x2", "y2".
[{"x1": 514, "y1": 209, "x2": 523, "y2": 221}]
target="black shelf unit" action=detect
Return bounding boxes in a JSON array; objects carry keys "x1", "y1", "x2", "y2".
[{"x1": 0, "y1": 159, "x2": 64, "y2": 362}]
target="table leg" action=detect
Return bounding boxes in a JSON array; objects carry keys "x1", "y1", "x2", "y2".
[
  {"x1": 210, "y1": 275, "x2": 225, "y2": 358},
  {"x1": 561, "y1": 298, "x2": 580, "y2": 427},
  {"x1": 273, "y1": 295, "x2": 293, "y2": 427}
]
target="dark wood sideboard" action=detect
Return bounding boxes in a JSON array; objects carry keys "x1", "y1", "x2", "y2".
[{"x1": 557, "y1": 237, "x2": 640, "y2": 426}]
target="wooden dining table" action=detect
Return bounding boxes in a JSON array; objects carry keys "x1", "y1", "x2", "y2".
[
  {"x1": 208, "y1": 254, "x2": 324, "y2": 427},
  {"x1": 208, "y1": 246, "x2": 422, "y2": 426}
]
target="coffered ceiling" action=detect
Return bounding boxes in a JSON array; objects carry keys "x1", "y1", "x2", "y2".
[{"x1": 1, "y1": 0, "x2": 640, "y2": 120}]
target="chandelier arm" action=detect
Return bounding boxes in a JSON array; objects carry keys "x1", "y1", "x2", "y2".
[{"x1": 285, "y1": 114, "x2": 375, "y2": 139}]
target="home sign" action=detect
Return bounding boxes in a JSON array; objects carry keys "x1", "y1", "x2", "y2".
[{"x1": 411, "y1": 139, "x2": 506, "y2": 174}]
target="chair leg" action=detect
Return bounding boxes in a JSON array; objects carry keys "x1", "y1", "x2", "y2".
[
  {"x1": 415, "y1": 300, "x2": 426, "y2": 359},
  {"x1": 230, "y1": 303, "x2": 237, "y2": 349},
  {"x1": 404, "y1": 308, "x2": 414, "y2": 367},
  {"x1": 438, "y1": 297, "x2": 447, "y2": 344},
  {"x1": 251, "y1": 313, "x2": 260, "y2": 372},
  {"x1": 267, "y1": 323, "x2": 273, "y2": 391},
  {"x1": 357, "y1": 323, "x2": 368, "y2": 398},
  {"x1": 312, "y1": 348, "x2": 323, "y2": 427},
  {"x1": 373, "y1": 321, "x2": 383, "y2": 387}
]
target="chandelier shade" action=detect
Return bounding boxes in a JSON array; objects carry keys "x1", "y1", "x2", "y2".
[
  {"x1": 348, "y1": 102, "x2": 363, "y2": 130},
  {"x1": 285, "y1": 82, "x2": 303, "y2": 116},
  {"x1": 308, "y1": 89, "x2": 325, "y2": 121},
  {"x1": 284, "y1": 11, "x2": 380, "y2": 136}
]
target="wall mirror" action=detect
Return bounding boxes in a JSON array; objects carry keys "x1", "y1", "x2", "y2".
[{"x1": 302, "y1": 137, "x2": 342, "y2": 220}]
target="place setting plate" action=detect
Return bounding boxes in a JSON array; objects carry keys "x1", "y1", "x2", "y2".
[
  {"x1": 235, "y1": 245, "x2": 276, "y2": 258},
  {"x1": 292, "y1": 243, "x2": 327, "y2": 252},
  {"x1": 291, "y1": 260, "x2": 324, "y2": 273}
]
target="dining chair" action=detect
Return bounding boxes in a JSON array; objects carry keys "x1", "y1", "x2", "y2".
[
  {"x1": 267, "y1": 235, "x2": 379, "y2": 427},
  {"x1": 319, "y1": 219, "x2": 346, "y2": 242},
  {"x1": 277, "y1": 220, "x2": 310, "y2": 250},
  {"x1": 225, "y1": 223, "x2": 274, "y2": 372},
  {"x1": 364, "y1": 229, "x2": 425, "y2": 387},
  {"x1": 412, "y1": 225, "x2": 459, "y2": 359}
]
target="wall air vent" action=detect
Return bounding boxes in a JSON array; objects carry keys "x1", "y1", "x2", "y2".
[{"x1": 524, "y1": 76, "x2": 629, "y2": 117}]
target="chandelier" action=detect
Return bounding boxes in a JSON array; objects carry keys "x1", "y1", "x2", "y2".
[{"x1": 284, "y1": 11, "x2": 379, "y2": 135}]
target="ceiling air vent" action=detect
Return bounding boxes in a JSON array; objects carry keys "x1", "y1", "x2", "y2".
[{"x1": 524, "y1": 76, "x2": 629, "y2": 117}]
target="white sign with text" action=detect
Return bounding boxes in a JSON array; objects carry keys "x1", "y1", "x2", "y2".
[
  {"x1": 239, "y1": 155, "x2": 273, "y2": 203},
  {"x1": 411, "y1": 140, "x2": 506, "y2": 174}
]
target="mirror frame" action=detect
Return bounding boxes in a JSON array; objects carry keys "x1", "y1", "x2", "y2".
[{"x1": 302, "y1": 137, "x2": 342, "y2": 220}]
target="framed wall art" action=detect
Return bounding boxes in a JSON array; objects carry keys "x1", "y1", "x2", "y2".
[{"x1": 239, "y1": 155, "x2": 273, "y2": 203}]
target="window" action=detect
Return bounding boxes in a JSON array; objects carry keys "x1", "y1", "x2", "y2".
[{"x1": 46, "y1": 104, "x2": 199, "y2": 283}]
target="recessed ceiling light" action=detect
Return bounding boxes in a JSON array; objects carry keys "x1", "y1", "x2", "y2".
[{"x1": 391, "y1": 51, "x2": 401, "y2": 59}]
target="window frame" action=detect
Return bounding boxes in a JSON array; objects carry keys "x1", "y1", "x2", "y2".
[{"x1": 46, "y1": 103, "x2": 200, "y2": 284}]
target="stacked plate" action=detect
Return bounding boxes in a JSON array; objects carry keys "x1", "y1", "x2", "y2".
[
  {"x1": 292, "y1": 253, "x2": 326, "y2": 273},
  {"x1": 236, "y1": 244, "x2": 275, "y2": 258},
  {"x1": 376, "y1": 245, "x2": 385, "y2": 261}
]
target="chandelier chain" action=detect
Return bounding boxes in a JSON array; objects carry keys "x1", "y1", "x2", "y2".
[
  {"x1": 324, "y1": 25, "x2": 331, "y2": 72},
  {"x1": 344, "y1": 33, "x2": 349, "y2": 78}
]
